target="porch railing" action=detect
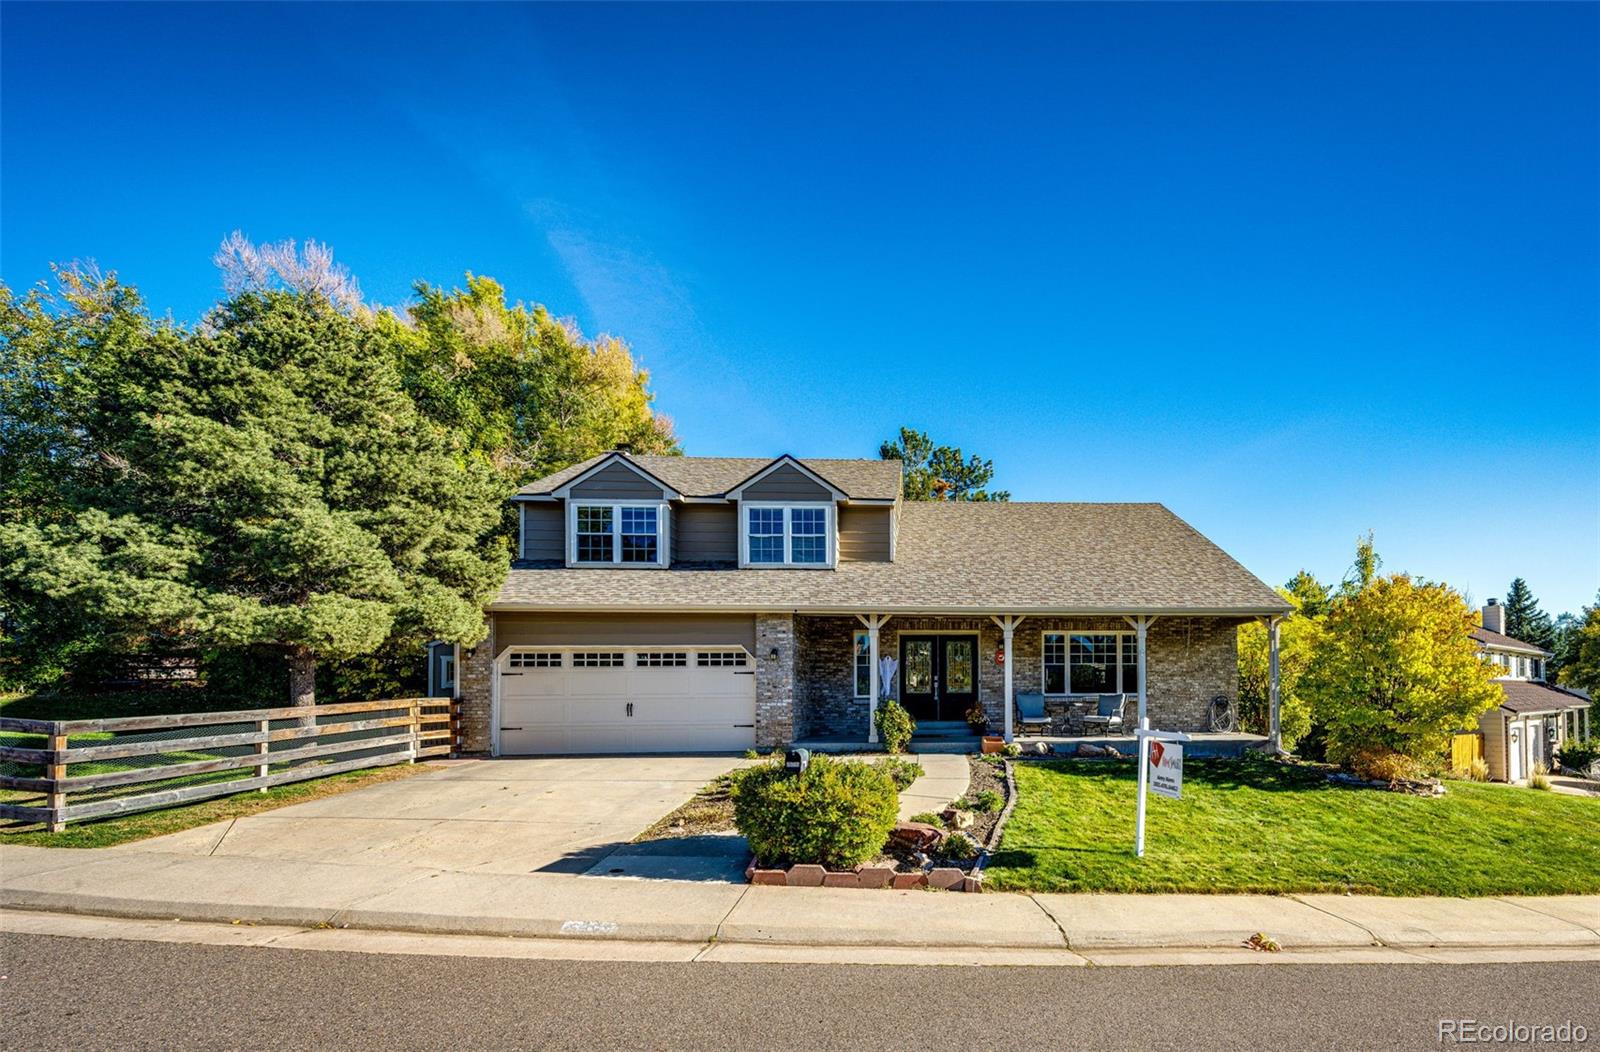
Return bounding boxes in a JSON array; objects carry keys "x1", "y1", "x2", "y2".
[{"x1": 0, "y1": 697, "x2": 457, "y2": 832}]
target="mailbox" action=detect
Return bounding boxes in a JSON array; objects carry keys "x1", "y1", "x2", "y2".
[{"x1": 784, "y1": 748, "x2": 810, "y2": 776}]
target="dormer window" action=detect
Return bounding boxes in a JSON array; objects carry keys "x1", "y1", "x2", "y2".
[
  {"x1": 568, "y1": 501, "x2": 668, "y2": 567},
  {"x1": 740, "y1": 503, "x2": 835, "y2": 567}
]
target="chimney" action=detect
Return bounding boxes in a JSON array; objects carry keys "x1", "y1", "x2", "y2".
[{"x1": 1482, "y1": 599, "x2": 1505, "y2": 635}]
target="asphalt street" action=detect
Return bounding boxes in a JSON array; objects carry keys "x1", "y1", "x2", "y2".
[{"x1": 2, "y1": 932, "x2": 1595, "y2": 1051}]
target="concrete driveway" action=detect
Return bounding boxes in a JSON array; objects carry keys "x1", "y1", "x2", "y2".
[{"x1": 119, "y1": 756, "x2": 744, "y2": 876}]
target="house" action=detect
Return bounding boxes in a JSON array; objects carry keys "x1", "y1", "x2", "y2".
[
  {"x1": 452, "y1": 452, "x2": 1290, "y2": 756},
  {"x1": 1472, "y1": 599, "x2": 1591, "y2": 782}
]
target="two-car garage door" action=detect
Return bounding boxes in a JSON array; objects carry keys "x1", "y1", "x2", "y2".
[{"x1": 497, "y1": 647, "x2": 757, "y2": 754}]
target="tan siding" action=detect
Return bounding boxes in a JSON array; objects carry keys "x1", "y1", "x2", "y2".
[
  {"x1": 520, "y1": 502, "x2": 564, "y2": 561},
  {"x1": 838, "y1": 505, "x2": 893, "y2": 562},
  {"x1": 569, "y1": 461, "x2": 667, "y2": 499},
  {"x1": 1481, "y1": 709, "x2": 1508, "y2": 782},
  {"x1": 674, "y1": 504, "x2": 737, "y2": 563},
  {"x1": 493, "y1": 612, "x2": 756, "y2": 652},
  {"x1": 740, "y1": 463, "x2": 833, "y2": 501}
]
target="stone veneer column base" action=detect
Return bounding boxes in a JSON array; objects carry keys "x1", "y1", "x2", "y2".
[
  {"x1": 755, "y1": 613, "x2": 796, "y2": 748},
  {"x1": 456, "y1": 616, "x2": 495, "y2": 755}
]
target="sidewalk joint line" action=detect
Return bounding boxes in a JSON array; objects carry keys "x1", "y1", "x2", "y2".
[
  {"x1": 1027, "y1": 893, "x2": 1073, "y2": 950},
  {"x1": 206, "y1": 818, "x2": 239, "y2": 856},
  {"x1": 1287, "y1": 894, "x2": 1384, "y2": 946},
  {"x1": 1492, "y1": 896, "x2": 1600, "y2": 941},
  {"x1": 710, "y1": 883, "x2": 751, "y2": 946}
]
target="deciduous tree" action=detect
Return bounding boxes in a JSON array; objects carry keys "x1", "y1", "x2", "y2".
[{"x1": 1300, "y1": 574, "x2": 1503, "y2": 769}]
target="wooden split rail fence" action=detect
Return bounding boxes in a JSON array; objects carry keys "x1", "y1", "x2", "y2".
[{"x1": 0, "y1": 698, "x2": 458, "y2": 832}]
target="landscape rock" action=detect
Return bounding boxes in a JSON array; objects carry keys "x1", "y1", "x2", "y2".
[
  {"x1": 1077, "y1": 743, "x2": 1112, "y2": 758},
  {"x1": 941, "y1": 808, "x2": 975, "y2": 830},
  {"x1": 1031, "y1": 742, "x2": 1053, "y2": 755},
  {"x1": 889, "y1": 821, "x2": 943, "y2": 852},
  {"x1": 786, "y1": 864, "x2": 826, "y2": 887}
]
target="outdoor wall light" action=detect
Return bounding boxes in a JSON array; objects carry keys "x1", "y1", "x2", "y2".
[{"x1": 768, "y1": 647, "x2": 780, "y2": 661}]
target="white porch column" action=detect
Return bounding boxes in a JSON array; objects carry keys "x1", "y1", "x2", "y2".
[
  {"x1": 991, "y1": 615, "x2": 1026, "y2": 743},
  {"x1": 858, "y1": 614, "x2": 890, "y2": 744},
  {"x1": 1268, "y1": 615, "x2": 1282, "y2": 753},
  {"x1": 1123, "y1": 615, "x2": 1155, "y2": 729}
]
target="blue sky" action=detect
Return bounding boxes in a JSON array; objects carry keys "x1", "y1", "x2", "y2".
[{"x1": 4, "y1": 3, "x2": 1597, "y2": 614}]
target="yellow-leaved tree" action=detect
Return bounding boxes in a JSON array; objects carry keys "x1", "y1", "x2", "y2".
[{"x1": 1300, "y1": 574, "x2": 1503, "y2": 776}]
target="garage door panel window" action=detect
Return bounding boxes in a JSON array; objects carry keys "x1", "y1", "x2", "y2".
[
  {"x1": 572, "y1": 651, "x2": 625, "y2": 668},
  {"x1": 635, "y1": 651, "x2": 688, "y2": 667},
  {"x1": 697, "y1": 650, "x2": 750, "y2": 667},
  {"x1": 509, "y1": 651, "x2": 563, "y2": 669}
]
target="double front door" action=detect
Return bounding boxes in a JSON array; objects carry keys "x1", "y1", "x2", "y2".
[{"x1": 899, "y1": 634, "x2": 979, "y2": 723}]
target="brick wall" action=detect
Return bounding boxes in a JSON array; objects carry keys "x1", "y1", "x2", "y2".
[
  {"x1": 755, "y1": 613, "x2": 796, "y2": 747},
  {"x1": 457, "y1": 617, "x2": 496, "y2": 754},
  {"x1": 794, "y1": 614, "x2": 1243, "y2": 737}
]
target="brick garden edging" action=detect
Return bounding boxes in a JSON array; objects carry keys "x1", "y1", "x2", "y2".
[{"x1": 744, "y1": 857, "x2": 984, "y2": 892}]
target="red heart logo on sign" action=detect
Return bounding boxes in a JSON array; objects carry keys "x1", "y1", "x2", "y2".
[{"x1": 1150, "y1": 741, "x2": 1165, "y2": 767}]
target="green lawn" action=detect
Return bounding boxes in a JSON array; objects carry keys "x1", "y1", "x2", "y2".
[{"x1": 984, "y1": 758, "x2": 1600, "y2": 896}]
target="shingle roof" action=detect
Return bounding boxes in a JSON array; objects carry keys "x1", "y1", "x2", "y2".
[
  {"x1": 1472, "y1": 627, "x2": 1552, "y2": 656},
  {"x1": 1497, "y1": 680, "x2": 1589, "y2": 714},
  {"x1": 492, "y1": 501, "x2": 1288, "y2": 615},
  {"x1": 517, "y1": 454, "x2": 904, "y2": 501}
]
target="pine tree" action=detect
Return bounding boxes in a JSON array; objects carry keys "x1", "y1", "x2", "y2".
[
  {"x1": 1284, "y1": 570, "x2": 1331, "y2": 618},
  {"x1": 1502, "y1": 578, "x2": 1556, "y2": 651},
  {"x1": 880, "y1": 427, "x2": 1009, "y2": 501},
  {"x1": 1, "y1": 275, "x2": 508, "y2": 705}
]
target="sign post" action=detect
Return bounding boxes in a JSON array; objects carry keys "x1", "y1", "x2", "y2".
[{"x1": 1134, "y1": 720, "x2": 1190, "y2": 858}]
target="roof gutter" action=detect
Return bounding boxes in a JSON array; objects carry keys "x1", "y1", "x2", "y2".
[{"x1": 485, "y1": 602, "x2": 1293, "y2": 617}]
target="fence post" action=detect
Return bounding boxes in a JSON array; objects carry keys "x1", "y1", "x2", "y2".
[
  {"x1": 47, "y1": 727, "x2": 68, "y2": 833},
  {"x1": 409, "y1": 699, "x2": 420, "y2": 763},
  {"x1": 256, "y1": 718, "x2": 270, "y2": 791}
]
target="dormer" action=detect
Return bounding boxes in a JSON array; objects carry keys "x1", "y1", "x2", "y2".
[
  {"x1": 550, "y1": 454, "x2": 679, "y2": 568},
  {"x1": 726, "y1": 455, "x2": 847, "y2": 569}
]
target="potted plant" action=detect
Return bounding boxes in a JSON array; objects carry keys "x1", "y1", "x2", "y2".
[{"x1": 965, "y1": 703, "x2": 988, "y2": 732}]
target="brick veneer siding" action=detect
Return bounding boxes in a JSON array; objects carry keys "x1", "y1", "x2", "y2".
[
  {"x1": 795, "y1": 614, "x2": 1244, "y2": 738},
  {"x1": 457, "y1": 617, "x2": 496, "y2": 754},
  {"x1": 755, "y1": 613, "x2": 796, "y2": 748}
]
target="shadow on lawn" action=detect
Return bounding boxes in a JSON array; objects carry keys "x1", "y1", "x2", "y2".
[{"x1": 1026, "y1": 756, "x2": 1323, "y2": 793}]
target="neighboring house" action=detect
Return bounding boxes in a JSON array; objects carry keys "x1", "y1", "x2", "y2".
[
  {"x1": 1472, "y1": 599, "x2": 1591, "y2": 782},
  {"x1": 455, "y1": 451, "x2": 1290, "y2": 756},
  {"x1": 425, "y1": 640, "x2": 457, "y2": 699}
]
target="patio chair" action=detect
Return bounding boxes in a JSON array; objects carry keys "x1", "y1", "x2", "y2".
[
  {"x1": 1016, "y1": 692, "x2": 1051, "y2": 735},
  {"x1": 1080, "y1": 693, "x2": 1128, "y2": 733}
]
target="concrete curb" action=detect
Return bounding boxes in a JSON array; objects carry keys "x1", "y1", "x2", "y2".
[{"x1": 4, "y1": 846, "x2": 1599, "y2": 954}]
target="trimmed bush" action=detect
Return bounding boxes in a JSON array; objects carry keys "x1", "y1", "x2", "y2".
[
  {"x1": 1557, "y1": 737, "x2": 1600, "y2": 776},
  {"x1": 1347, "y1": 747, "x2": 1426, "y2": 783},
  {"x1": 940, "y1": 830, "x2": 979, "y2": 860},
  {"x1": 875, "y1": 757, "x2": 924, "y2": 791},
  {"x1": 731, "y1": 755, "x2": 899, "y2": 870},
  {"x1": 909, "y1": 811, "x2": 944, "y2": 827},
  {"x1": 966, "y1": 789, "x2": 1003, "y2": 813},
  {"x1": 874, "y1": 700, "x2": 915, "y2": 754}
]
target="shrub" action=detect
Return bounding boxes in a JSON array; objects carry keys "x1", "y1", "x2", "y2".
[
  {"x1": 874, "y1": 700, "x2": 915, "y2": 755},
  {"x1": 965, "y1": 703, "x2": 988, "y2": 729},
  {"x1": 1529, "y1": 762, "x2": 1551, "y2": 791},
  {"x1": 939, "y1": 830, "x2": 978, "y2": 860},
  {"x1": 1556, "y1": 737, "x2": 1600, "y2": 776},
  {"x1": 1347, "y1": 747, "x2": 1426, "y2": 783},
  {"x1": 731, "y1": 755, "x2": 899, "y2": 869},
  {"x1": 909, "y1": 811, "x2": 944, "y2": 827},
  {"x1": 1463, "y1": 757, "x2": 1490, "y2": 782},
  {"x1": 1001, "y1": 743, "x2": 1022, "y2": 757},
  {"x1": 875, "y1": 757, "x2": 924, "y2": 792},
  {"x1": 967, "y1": 789, "x2": 1003, "y2": 813}
]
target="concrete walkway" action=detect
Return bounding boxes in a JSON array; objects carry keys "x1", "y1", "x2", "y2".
[
  {"x1": 4, "y1": 844, "x2": 1597, "y2": 961},
  {"x1": 896, "y1": 753, "x2": 970, "y2": 821}
]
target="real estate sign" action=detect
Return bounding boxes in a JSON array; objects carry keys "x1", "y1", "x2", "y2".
[{"x1": 1148, "y1": 739, "x2": 1182, "y2": 800}]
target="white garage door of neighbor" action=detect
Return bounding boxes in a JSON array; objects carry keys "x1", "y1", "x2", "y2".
[{"x1": 498, "y1": 647, "x2": 757, "y2": 755}]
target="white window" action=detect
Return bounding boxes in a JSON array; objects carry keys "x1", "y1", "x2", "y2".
[
  {"x1": 697, "y1": 650, "x2": 750, "y2": 667},
  {"x1": 509, "y1": 651, "x2": 563, "y2": 669},
  {"x1": 1532, "y1": 659, "x2": 1543, "y2": 681},
  {"x1": 568, "y1": 502, "x2": 668, "y2": 566},
  {"x1": 854, "y1": 631, "x2": 871, "y2": 697},
  {"x1": 740, "y1": 503, "x2": 835, "y2": 567},
  {"x1": 572, "y1": 651, "x2": 625, "y2": 668},
  {"x1": 1042, "y1": 632, "x2": 1140, "y2": 695}
]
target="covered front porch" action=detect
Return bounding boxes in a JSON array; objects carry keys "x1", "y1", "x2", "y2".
[{"x1": 788, "y1": 610, "x2": 1284, "y2": 750}]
